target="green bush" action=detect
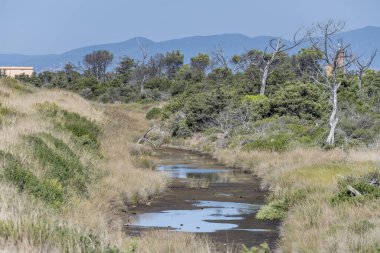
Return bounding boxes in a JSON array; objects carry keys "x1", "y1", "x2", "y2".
[
  {"x1": 38, "y1": 102, "x2": 101, "y2": 149},
  {"x1": 146, "y1": 107, "x2": 162, "y2": 120},
  {"x1": 256, "y1": 189, "x2": 309, "y2": 220},
  {"x1": 241, "y1": 95, "x2": 271, "y2": 120},
  {"x1": 242, "y1": 243, "x2": 271, "y2": 253},
  {"x1": 184, "y1": 90, "x2": 229, "y2": 132},
  {"x1": 256, "y1": 201, "x2": 287, "y2": 220},
  {"x1": 1, "y1": 151, "x2": 64, "y2": 207},
  {"x1": 172, "y1": 119, "x2": 193, "y2": 138},
  {"x1": 243, "y1": 134, "x2": 290, "y2": 152},
  {"x1": 25, "y1": 134, "x2": 89, "y2": 194},
  {"x1": 271, "y1": 82, "x2": 326, "y2": 120},
  {"x1": 332, "y1": 171, "x2": 380, "y2": 203}
]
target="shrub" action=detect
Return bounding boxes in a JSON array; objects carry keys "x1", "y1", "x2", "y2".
[
  {"x1": 332, "y1": 170, "x2": 380, "y2": 203},
  {"x1": 243, "y1": 134, "x2": 290, "y2": 152},
  {"x1": 25, "y1": 134, "x2": 89, "y2": 194},
  {"x1": 256, "y1": 201, "x2": 287, "y2": 220},
  {"x1": 1, "y1": 151, "x2": 64, "y2": 207},
  {"x1": 172, "y1": 119, "x2": 193, "y2": 138},
  {"x1": 38, "y1": 102, "x2": 101, "y2": 149},
  {"x1": 271, "y1": 82, "x2": 326, "y2": 120},
  {"x1": 241, "y1": 95, "x2": 271, "y2": 120},
  {"x1": 256, "y1": 189, "x2": 309, "y2": 220},
  {"x1": 242, "y1": 242, "x2": 271, "y2": 253},
  {"x1": 146, "y1": 107, "x2": 162, "y2": 120},
  {"x1": 189, "y1": 91, "x2": 229, "y2": 131}
]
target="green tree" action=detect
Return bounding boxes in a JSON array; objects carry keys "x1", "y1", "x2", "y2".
[
  {"x1": 116, "y1": 57, "x2": 136, "y2": 84},
  {"x1": 190, "y1": 53, "x2": 210, "y2": 75},
  {"x1": 294, "y1": 48, "x2": 323, "y2": 76},
  {"x1": 163, "y1": 50, "x2": 184, "y2": 79},
  {"x1": 84, "y1": 50, "x2": 114, "y2": 81}
]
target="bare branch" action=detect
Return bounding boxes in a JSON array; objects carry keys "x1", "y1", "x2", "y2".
[{"x1": 211, "y1": 45, "x2": 229, "y2": 70}]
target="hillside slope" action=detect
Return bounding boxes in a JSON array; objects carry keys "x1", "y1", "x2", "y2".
[{"x1": 0, "y1": 78, "x2": 216, "y2": 252}]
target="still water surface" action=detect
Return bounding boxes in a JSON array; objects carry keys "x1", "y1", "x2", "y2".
[{"x1": 130, "y1": 148, "x2": 275, "y2": 235}]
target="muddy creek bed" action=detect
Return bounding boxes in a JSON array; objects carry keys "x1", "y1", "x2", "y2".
[{"x1": 124, "y1": 147, "x2": 280, "y2": 249}]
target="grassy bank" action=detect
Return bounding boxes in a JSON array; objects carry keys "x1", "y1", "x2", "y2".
[
  {"x1": 0, "y1": 78, "x2": 223, "y2": 253},
  {"x1": 162, "y1": 133, "x2": 380, "y2": 252}
]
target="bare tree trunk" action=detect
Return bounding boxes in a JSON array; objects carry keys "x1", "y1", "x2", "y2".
[
  {"x1": 326, "y1": 84, "x2": 339, "y2": 144},
  {"x1": 358, "y1": 73, "x2": 363, "y2": 90},
  {"x1": 140, "y1": 82, "x2": 144, "y2": 94},
  {"x1": 260, "y1": 66, "x2": 269, "y2": 95},
  {"x1": 140, "y1": 75, "x2": 146, "y2": 95}
]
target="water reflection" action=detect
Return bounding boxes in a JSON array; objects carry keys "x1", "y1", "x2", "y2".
[
  {"x1": 131, "y1": 200, "x2": 261, "y2": 233},
  {"x1": 157, "y1": 164, "x2": 237, "y2": 183}
]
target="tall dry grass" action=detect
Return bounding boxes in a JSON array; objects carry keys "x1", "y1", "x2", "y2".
[{"x1": 280, "y1": 192, "x2": 380, "y2": 253}]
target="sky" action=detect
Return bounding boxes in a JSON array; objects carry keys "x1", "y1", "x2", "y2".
[{"x1": 0, "y1": 0, "x2": 379, "y2": 55}]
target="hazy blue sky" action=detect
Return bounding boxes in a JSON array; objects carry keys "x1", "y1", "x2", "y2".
[{"x1": 0, "y1": 0, "x2": 379, "y2": 54}]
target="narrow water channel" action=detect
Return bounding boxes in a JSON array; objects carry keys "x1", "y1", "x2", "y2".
[{"x1": 125, "y1": 148, "x2": 279, "y2": 248}]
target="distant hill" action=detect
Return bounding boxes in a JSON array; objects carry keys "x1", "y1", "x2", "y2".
[{"x1": 1, "y1": 26, "x2": 379, "y2": 72}]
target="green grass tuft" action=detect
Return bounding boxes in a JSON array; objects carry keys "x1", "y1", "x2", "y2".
[
  {"x1": 38, "y1": 102, "x2": 101, "y2": 150},
  {"x1": 25, "y1": 134, "x2": 90, "y2": 194},
  {"x1": 0, "y1": 151, "x2": 65, "y2": 207}
]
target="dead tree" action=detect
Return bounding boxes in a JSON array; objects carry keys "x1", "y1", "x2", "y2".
[
  {"x1": 305, "y1": 20, "x2": 356, "y2": 145},
  {"x1": 354, "y1": 50, "x2": 377, "y2": 90},
  {"x1": 211, "y1": 45, "x2": 230, "y2": 70},
  {"x1": 243, "y1": 32, "x2": 305, "y2": 95},
  {"x1": 134, "y1": 40, "x2": 149, "y2": 96}
]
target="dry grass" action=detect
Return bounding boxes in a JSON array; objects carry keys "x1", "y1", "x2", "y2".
[
  {"x1": 132, "y1": 230, "x2": 215, "y2": 253},
  {"x1": 280, "y1": 192, "x2": 380, "y2": 253},
  {"x1": 98, "y1": 105, "x2": 169, "y2": 204},
  {"x1": 213, "y1": 148, "x2": 379, "y2": 191},
  {"x1": 0, "y1": 80, "x2": 218, "y2": 252},
  {"x1": 188, "y1": 177, "x2": 211, "y2": 189},
  {"x1": 175, "y1": 133, "x2": 380, "y2": 253}
]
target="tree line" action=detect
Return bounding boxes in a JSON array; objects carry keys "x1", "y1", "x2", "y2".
[{"x1": 14, "y1": 20, "x2": 379, "y2": 147}]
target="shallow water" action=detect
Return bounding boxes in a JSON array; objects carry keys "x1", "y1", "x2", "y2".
[
  {"x1": 127, "y1": 148, "x2": 279, "y2": 247},
  {"x1": 132, "y1": 200, "x2": 261, "y2": 232},
  {"x1": 157, "y1": 164, "x2": 229, "y2": 179}
]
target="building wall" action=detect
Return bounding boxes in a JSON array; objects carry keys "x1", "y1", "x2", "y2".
[{"x1": 0, "y1": 67, "x2": 34, "y2": 77}]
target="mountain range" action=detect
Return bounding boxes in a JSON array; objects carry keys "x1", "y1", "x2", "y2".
[{"x1": 1, "y1": 26, "x2": 380, "y2": 71}]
